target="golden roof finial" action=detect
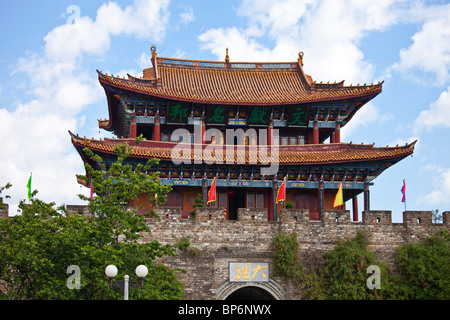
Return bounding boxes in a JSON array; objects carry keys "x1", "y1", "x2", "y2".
[
  {"x1": 225, "y1": 48, "x2": 230, "y2": 63},
  {"x1": 151, "y1": 45, "x2": 157, "y2": 59},
  {"x1": 298, "y1": 52, "x2": 304, "y2": 66}
]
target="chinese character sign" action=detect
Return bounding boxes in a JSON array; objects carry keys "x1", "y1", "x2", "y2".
[
  {"x1": 168, "y1": 103, "x2": 189, "y2": 123},
  {"x1": 229, "y1": 262, "x2": 269, "y2": 282},
  {"x1": 287, "y1": 107, "x2": 308, "y2": 127},
  {"x1": 248, "y1": 107, "x2": 270, "y2": 125},
  {"x1": 207, "y1": 105, "x2": 227, "y2": 124}
]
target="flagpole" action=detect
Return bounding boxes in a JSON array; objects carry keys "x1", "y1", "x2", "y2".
[
  {"x1": 404, "y1": 179, "x2": 406, "y2": 211},
  {"x1": 401, "y1": 179, "x2": 407, "y2": 212}
]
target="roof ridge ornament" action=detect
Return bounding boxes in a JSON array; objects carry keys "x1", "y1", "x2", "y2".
[
  {"x1": 298, "y1": 52, "x2": 304, "y2": 66},
  {"x1": 225, "y1": 48, "x2": 230, "y2": 63}
]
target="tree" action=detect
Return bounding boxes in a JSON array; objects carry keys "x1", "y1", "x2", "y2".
[
  {"x1": 321, "y1": 231, "x2": 393, "y2": 300},
  {"x1": 76, "y1": 135, "x2": 173, "y2": 248},
  {"x1": 395, "y1": 230, "x2": 450, "y2": 299},
  {"x1": 0, "y1": 138, "x2": 183, "y2": 300},
  {"x1": 0, "y1": 182, "x2": 11, "y2": 210},
  {"x1": 432, "y1": 209, "x2": 443, "y2": 223}
]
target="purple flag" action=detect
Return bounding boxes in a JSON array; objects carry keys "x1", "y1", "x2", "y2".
[{"x1": 401, "y1": 180, "x2": 406, "y2": 203}]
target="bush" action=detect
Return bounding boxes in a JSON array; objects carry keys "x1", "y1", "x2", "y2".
[{"x1": 395, "y1": 230, "x2": 450, "y2": 299}]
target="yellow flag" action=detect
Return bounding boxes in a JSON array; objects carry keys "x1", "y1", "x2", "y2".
[{"x1": 333, "y1": 182, "x2": 343, "y2": 207}]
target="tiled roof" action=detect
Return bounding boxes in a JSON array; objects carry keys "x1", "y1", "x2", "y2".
[
  {"x1": 70, "y1": 132, "x2": 415, "y2": 165},
  {"x1": 97, "y1": 56, "x2": 382, "y2": 105}
]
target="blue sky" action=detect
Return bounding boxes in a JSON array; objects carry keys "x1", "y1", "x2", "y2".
[{"x1": 1, "y1": 0, "x2": 449, "y2": 222}]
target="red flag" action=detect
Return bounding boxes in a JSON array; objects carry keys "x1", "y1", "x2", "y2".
[
  {"x1": 401, "y1": 180, "x2": 406, "y2": 203},
  {"x1": 276, "y1": 177, "x2": 286, "y2": 204},
  {"x1": 207, "y1": 177, "x2": 216, "y2": 204}
]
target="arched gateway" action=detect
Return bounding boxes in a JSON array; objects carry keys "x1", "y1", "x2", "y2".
[{"x1": 216, "y1": 279, "x2": 286, "y2": 300}]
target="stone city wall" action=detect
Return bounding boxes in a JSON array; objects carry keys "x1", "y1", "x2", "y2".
[
  {"x1": 136, "y1": 206, "x2": 449, "y2": 299},
  {"x1": 3, "y1": 204, "x2": 447, "y2": 299}
]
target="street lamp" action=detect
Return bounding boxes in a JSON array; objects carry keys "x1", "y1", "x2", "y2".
[{"x1": 105, "y1": 264, "x2": 148, "y2": 300}]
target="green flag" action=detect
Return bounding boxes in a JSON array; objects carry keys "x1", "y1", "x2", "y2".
[{"x1": 27, "y1": 173, "x2": 32, "y2": 200}]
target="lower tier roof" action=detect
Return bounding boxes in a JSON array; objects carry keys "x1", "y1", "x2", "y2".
[{"x1": 70, "y1": 131, "x2": 415, "y2": 166}]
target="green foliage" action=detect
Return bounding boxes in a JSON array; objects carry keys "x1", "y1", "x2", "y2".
[
  {"x1": 193, "y1": 194, "x2": 204, "y2": 209},
  {"x1": 285, "y1": 201, "x2": 295, "y2": 209},
  {"x1": 321, "y1": 231, "x2": 391, "y2": 300},
  {"x1": 432, "y1": 209, "x2": 443, "y2": 223},
  {"x1": 395, "y1": 230, "x2": 450, "y2": 299},
  {"x1": 271, "y1": 230, "x2": 450, "y2": 300},
  {"x1": 272, "y1": 232, "x2": 301, "y2": 279},
  {"x1": 0, "y1": 141, "x2": 183, "y2": 300},
  {"x1": 0, "y1": 182, "x2": 12, "y2": 210},
  {"x1": 189, "y1": 194, "x2": 205, "y2": 217},
  {"x1": 175, "y1": 236, "x2": 191, "y2": 251},
  {"x1": 76, "y1": 138, "x2": 172, "y2": 248}
]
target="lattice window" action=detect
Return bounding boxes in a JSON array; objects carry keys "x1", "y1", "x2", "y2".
[
  {"x1": 218, "y1": 190, "x2": 227, "y2": 208},
  {"x1": 247, "y1": 190, "x2": 264, "y2": 208},
  {"x1": 256, "y1": 191, "x2": 264, "y2": 208}
]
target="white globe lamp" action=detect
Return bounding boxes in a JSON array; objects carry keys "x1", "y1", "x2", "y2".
[
  {"x1": 135, "y1": 265, "x2": 148, "y2": 279},
  {"x1": 105, "y1": 264, "x2": 118, "y2": 279}
]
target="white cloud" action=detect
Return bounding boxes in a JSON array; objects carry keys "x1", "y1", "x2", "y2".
[
  {"x1": 389, "y1": 4, "x2": 450, "y2": 86},
  {"x1": 199, "y1": 0, "x2": 403, "y2": 83},
  {"x1": 340, "y1": 102, "x2": 381, "y2": 141},
  {"x1": 198, "y1": 27, "x2": 274, "y2": 62},
  {"x1": 414, "y1": 86, "x2": 450, "y2": 133},
  {"x1": 137, "y1": 52, "x2": 153, "y2": 70},
  {"x1": 179, "y1": 6, "x2": 195, "y2": 26},
  {"x1": 45, "y1": 0, "x2": 170, "y2": 63},
  {"x1": 419, "y1": 167, "x2": 450, "y2": 207},
  {"x1": 0, "y1": 1, "x2": 171, "y2": 215}
]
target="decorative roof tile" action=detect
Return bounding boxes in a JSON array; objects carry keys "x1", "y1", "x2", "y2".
[{"x1": 97, "y1": 55, "x2": 382, "y2": 105}]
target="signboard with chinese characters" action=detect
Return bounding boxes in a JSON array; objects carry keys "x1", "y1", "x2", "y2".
[
  {"x1": 287, "y1": 107, "x2": 309, "y2": 127},
  {"x1": 229, "y1": 262, "x2": 269, "y2": 282},
  {"x1": 247, "y1": 107, "x2": 270, "y2": 125},
  {"x1": 167, "y1": 103, "x2": 189, "y2": 124}
]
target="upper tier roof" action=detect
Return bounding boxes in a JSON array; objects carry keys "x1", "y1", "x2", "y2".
[{"x1": 97, "y1": 50, "x2": 383, "y2": 106}]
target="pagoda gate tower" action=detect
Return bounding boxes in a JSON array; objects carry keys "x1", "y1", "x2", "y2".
[{"x1": 71, "y1": 48, "x2": 415, "y2": 221}]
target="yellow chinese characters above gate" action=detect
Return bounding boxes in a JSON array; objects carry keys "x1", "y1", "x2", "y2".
[{"x1": 229, "y1": 262, "x2": 269, "y2": 282}]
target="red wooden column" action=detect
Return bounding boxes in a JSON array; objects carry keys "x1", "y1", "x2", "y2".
[
  {"x1": 335, "y1": 122, "x2": 341, "y2": 143},
  {"x1": 330, "y1": 130, "x2": 335, "y2": 143},
  {"x1": 352, "y1": 195, "x2": 358, "y2": 221},
  {"x1": 130, "y1": 117, "x2": 137, "y2": 139},
  {"x1": 313, "y1": 120, "x2": 319, "y2": 144},
  {"x1": 153, "y1": 113, "x2": 161, "y2": 141}
]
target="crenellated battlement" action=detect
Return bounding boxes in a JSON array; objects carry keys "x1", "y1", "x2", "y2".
[{"x1": 4, "y1": 204, "x2": 447, "y2": 233}]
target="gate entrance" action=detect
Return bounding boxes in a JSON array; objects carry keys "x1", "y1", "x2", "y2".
[
  {"x1": 225, "y1": 286, "x2": 275, "y2": 300},
  {"x1": 216, "y1": 280, "x2": 286, "y2": 300}
]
